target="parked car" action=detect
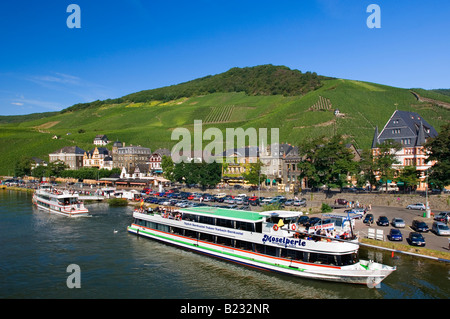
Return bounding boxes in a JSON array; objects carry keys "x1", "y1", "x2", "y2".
[
  {"x1": 224, "y1": 196, "x2": 235, "y2": 204},
  {"x1": 284, "y1": 199, "x2": 294, "y2": 206},
  {"x1": 336, "y1": 199, "x2": 348, "y2": 205},
  {"x1": 234, "y1": 198, "x2": 244, "y2": 205},
  {"x1": 293, "y1": 198, "x2": 307, "y2": 207},
  {"x1": 432, "y1": 222, "x2": 450, "y2": 236},
  {"x1": 388, "y1": 229, "x2": 403, "y2": 241},
  {"x1": 202, "y1": 195, "x2": 213, "y2": 202},
  {"x1": 411, "y1": 220, "x2": 429, "y2": 232},
  {"x1": 248, "y1": 196, "x2": 259, "y2": 206},
  {"x1": 407, "y1": 203, "x2": 426, "y2": 210},
  {"x1": 391, "y1": 217, "x2": 406, "y2": 228},
  {"x1": 377, "y1": 216, "x2": 390, "y2": 226},
  {"x1": 363, "y1": 214, "x2": 374, "y2": 224},
  {"x1": 434, "y1": 211, "x2": 450, "y2": 223},
  {"x1": 407, "y1": 232, "x2": 426, "y2": 246}
]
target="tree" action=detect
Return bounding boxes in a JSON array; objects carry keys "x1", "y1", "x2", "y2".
[
  {"x1": 161, "y1": 155, "x2": 175, "y2": 181},
  {"x1": 424, "y1": 123, "x2": 450, "y2": 189},
  {"x1": 357, "y1": 149, "x2": 377, "y2": 190},
  {"x1": 14, "y1": 157, "x2": 32, "y2": 177},
  {"x1": 242, "y1": 160, "x2": 266, "y2": 186},
  {"x1": 373, "y1": 140, "x2": 401, "y2": 192},
  {"x1": 297, "y1": 135, "x2": 358, "y2": 192},
  {"x1": 397, "y1": 165, "x2": 420, "y2": 193},
  {"x1": 197, "y1": 161, "x2": 222, "y2": 189}
]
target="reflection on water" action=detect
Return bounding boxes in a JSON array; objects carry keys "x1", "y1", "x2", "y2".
[{"x1": 0, "y1": 190, "x2": 449, "y2": 299}]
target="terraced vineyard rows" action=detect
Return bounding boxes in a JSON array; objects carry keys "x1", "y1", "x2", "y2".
[{"x1": 204, "y1": 105, "x2": 235, "y2": 123}]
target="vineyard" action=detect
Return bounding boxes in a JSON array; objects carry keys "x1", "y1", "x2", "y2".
[
  {"x1": 204, "y1": 105, "x2": 235, "y2": 123},
  {"x1": 310, "y1": 96, "x2": 332, "y2": 111}
]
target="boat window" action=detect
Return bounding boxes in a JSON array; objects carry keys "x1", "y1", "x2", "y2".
[
  {"x1": 265, "y1": 245, "x2": 277, "y2": 257},
  {"x1": 235, "y1": 221, "x2": 254, "y2": 232},
  {"x1": 199, "y1": 233, "x2": 215, "y2": 242},
  {"x1": 255, "y1": 222, "x2": 262, "y2": 233},
  {"x1": 184, "y1": 229, "x2": 198, "y2": 239},
  {"x1": 340, "y1": 253, "x2": 358, "y2": 265},
  {"x1": 216, "y1": 236, "x2": 233, "y2": 247},
  {"x1": 182, "y1": 213, "x2": 198, "y2": 222},
  {"x1": 216, "y1": 218, "x2": 234, "y2": 229},
  {"x1": 235, "y1": 240, "x2": 253, "y2": 251},
  {"x1": 199, "y1": 215, "x2": 215, "y2": 225},
  {"x1": 280, "y1": 248, "x2": 302, "y2": 260}
]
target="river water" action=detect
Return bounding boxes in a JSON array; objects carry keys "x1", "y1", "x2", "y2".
[{"x1": 0, "y1": 190, "x2": 449, "y2": 299}]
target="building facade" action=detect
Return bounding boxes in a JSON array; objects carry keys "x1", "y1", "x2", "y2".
[
  {"x1": 49, "y1": 146, "x2": 86, "y2": 170},
  {"x1": 83, "y1": 147, "x2": 110, "y2": 169},
  {"x1": 149, "y1": 148, "x2": 171, "y2": 174},
  {"x1": 113, "y1": 144, "x2": 151, "y2": 172},
  {"x1": 372, "y1": 110, "x2": 438, "y2": 190}
]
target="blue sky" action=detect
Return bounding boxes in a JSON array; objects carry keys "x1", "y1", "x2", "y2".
[{"x1": 0, "y1": 0, "x2": 449, "y2": 115}]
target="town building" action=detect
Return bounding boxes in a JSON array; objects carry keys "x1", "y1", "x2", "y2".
[
  {"x1": 149, "y1": 148, "x2": 171, "y2": 174},
  {"x1": 372, "y1": 110, "x2": 438, "y2": 190},
  {"x1": 49, "y1": 146, "x2": 86, "y2": 170},
  {"x1": 113, "y1": 144, "x2": 151, "y2": 172},
  {"x1": 83, "y1": 147, "x2": 110, "y2": 169},
  {"x1": 260, "y1": 143, "x2": 302, "y2": 189},
  {"x1": 221, "y1": 146, "x2": 259, "y2": 174}
]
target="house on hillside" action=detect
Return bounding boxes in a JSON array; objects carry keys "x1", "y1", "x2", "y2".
[
  {"x1": 93, "y1": 135, "x2": 110, "y2": 146},
  {"x1": 372, "y1": 110, "x2": 438, "y2": 190}
]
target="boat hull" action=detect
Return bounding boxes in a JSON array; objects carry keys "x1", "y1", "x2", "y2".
[{"x1": 127, "y1": 224, "x2": 395, "y2": 285}]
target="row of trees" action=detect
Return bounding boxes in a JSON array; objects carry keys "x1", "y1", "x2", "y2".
[
  {"x1": 161, "y1": 156, "x2": 222, "y2": 189},
  {"x1": 14, "y1": 159, "x2": 120, "y2": 180}
]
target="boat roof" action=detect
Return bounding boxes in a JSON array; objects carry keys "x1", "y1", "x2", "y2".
[
  {"x1": 178, "y1": 207, "x2": 264, "y2": 222},
  {"x1": 259, "y1": 211, "x2": 302, "y2": 218}
]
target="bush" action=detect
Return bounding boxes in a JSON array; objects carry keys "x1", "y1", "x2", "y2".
[
  {"x1": 321, "y1": 203, "x2": 332, "y2": 214},
  {"x1": 107, "y1": 198, "x2": 128, "y2": 206}
]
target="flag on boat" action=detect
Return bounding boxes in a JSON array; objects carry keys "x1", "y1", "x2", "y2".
[{"x1": 277, "y1": 219, "x2": 285, "y2": 228}]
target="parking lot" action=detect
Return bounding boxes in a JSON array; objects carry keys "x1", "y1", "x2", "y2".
[{"x1": 348, "y1": 205, "x2": 449, "y2": 253}]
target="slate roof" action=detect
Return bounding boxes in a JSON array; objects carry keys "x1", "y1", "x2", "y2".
[
  {"x1": 372, "y1": 110, "x2": 438, "y2": 147},
  {"x1": 50, "y1": 146, "x2": 86, "y2": 155}
]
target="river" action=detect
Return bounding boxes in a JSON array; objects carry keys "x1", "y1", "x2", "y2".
[{"x1": 0, "y1": 190, "x2": 448, "y2": 300}]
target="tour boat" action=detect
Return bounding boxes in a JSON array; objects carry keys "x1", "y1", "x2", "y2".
[
  {"x1": 32, "y1": 184, "x2": 89, "y2": 217},
  {"x1": 128, "y1": 206, "x2": 396, "y2": 285}
]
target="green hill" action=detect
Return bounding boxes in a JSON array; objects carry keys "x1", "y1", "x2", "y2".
[{"x1": 1, "y1": 65, "x2": 449, "y2": 176}]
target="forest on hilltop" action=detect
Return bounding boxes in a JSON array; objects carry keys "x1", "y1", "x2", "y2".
[{"x1": 61, "y1": 65, "x2": 330, "y2": 113}]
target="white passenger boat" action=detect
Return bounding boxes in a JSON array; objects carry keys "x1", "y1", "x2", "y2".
[
  {"x1": 32, "y1": 184, "x2": 89, "y2": 217},
  {"x1": 128, "y1": 207, "x2": 396, "y2": 285}
]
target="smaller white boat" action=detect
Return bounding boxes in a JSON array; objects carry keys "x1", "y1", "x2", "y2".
[{"x1": 32, "y1": 184, "x2": 89, "y2": 217}]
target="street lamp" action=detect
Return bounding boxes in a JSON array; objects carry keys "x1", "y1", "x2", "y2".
[{"x1": 425, "y1": 171, "x2": 431, "y2": 219}]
